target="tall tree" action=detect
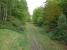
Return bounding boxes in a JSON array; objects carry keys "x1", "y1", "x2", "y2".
[
  {"x1": 43, "y1": 0, "x2": 62, "y2": 30},
  {"x1": 32, "y1": 7, "x2": 44, "y2": 26},
  {"x1": 0, "y1": 0, "x2": 30, "y2": 31}
]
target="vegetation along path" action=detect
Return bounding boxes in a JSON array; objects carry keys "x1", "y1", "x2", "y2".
[
  {"x1": 25, "y1": 23, "x2": 65, "y2": 50},
  {"x1": 0, "y1": 23, "x2": 65, "y2": 50}
]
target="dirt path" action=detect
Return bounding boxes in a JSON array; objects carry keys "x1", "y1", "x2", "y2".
[{"x1": 25, "y1": 24, "x2": 45, "y2": 50}]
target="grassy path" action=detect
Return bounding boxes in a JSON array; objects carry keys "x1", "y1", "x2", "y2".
[
  {"x1": 25, "y1": 23, "x2": 65, "y2": 50},
  {"x1": 0, "y1": 23, "x2": 66, "y2": 50},
  {"x1": 25, "y1": 24, "x2": 45, "y2": 50}
]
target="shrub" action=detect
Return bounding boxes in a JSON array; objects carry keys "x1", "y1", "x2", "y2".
[{"x1": 50, "y1": 14, "x2": 67, "y2": 44}]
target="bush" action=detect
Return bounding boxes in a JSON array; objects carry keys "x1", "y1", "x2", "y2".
[{"x1": 50, "y1": 14, "x2": 67, "y2": 44}]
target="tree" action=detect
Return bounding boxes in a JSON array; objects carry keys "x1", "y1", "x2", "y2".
[
  {"x1": 0, "y1": 0, "x2": 30, "y2": 31},
  {"x1": 51, "y1": 14, "x2": 67, "y2": 44},
  {"x1": 32, "y1": 7, "x2": 44, "y2": 26},
  {"x1": 59, "y1": 0, "x2": 67, "y2": 18},
  {"x1": 43, "y1": 0, "x2": 62, "y2": 31}
]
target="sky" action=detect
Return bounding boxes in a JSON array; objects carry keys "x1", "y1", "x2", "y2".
[{"x1": 26, "y1": 0, "x2": 46, "y2": 15}]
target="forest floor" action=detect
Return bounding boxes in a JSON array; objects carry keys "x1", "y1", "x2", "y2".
[{"x1": 0, "y1": 23, "x2": 66, "y2": 50}]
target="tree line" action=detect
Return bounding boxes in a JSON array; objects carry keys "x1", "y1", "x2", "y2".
[
  {"x1": 0, "y1": 0, "x2": 29, "y2": 31},
  {"x1": 32, "y1": 0, "x2": 67, "y2": 44}
]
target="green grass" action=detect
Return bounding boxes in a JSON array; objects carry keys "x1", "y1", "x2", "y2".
[
  {"x1": 0, "y1": 29, "x2": 29, "y2": 50},
  {"x1": 0, "y1": 24, "x2": 66, "y2": 50},
  {"x1": 35, "y1": 27, "x2": 65, "y2": 50},
  {"x1": 25, "y1": 24, "x2": 66, "y2": 50}
]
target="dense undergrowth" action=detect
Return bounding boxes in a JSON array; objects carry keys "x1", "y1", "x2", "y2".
[{"x1": 32, "y1": 0, "x2": 67, "y2": 45}]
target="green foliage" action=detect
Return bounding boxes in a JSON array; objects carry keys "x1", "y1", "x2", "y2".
[
  {"x1": 0, "y1": 0, "x2": 30, "y2": 31},
  {"x1": 39, "y1": 0, "x2": 63, "y2": 33},
  {"x1": 50, "y1": 14, "x2": 67, "y2": 44},
  {"x1": 43, "y1": 0, "x2": 67, "y2": 44},
  {"x1": 31, "y1": 0, "x2": 67, "y2": 44},
  {"x1": 32, "y1": 7, "x2": 44, "y2": 26},
  {"x1": 59, "y1": 0, "x2": 67, "y2": 17}
]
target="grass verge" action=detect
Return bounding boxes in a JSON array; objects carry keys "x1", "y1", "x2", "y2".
[
  {"x1": 0, "y1": 29, "x2": 29, "y2": 50},
  {"x1": 34, "y1": 27, "x2": 65, "y2": 50}
]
